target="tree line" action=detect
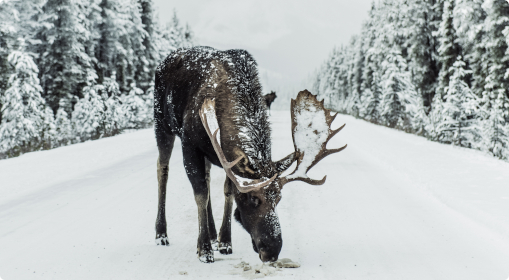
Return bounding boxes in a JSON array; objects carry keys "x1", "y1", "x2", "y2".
[
  {"x1": 313, "y1": 0, "x2": 509, "y2": 160},
  {"x1": 0, "y1": 0, "x2": 193, "y2": 158}
]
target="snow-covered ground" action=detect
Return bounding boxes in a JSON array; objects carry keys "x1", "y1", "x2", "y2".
[{"x1": 1, "y1": 111, "x2": 509, "y2": 280}]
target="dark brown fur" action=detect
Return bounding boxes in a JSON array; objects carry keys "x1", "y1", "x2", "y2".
[{"x1": 263, "y1": 91, "x2": 277, "y2": 110}]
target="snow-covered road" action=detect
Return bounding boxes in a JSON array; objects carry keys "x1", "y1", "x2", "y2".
[{"x1": 1, "y1": 111, "x2": 509, "y2": 280}]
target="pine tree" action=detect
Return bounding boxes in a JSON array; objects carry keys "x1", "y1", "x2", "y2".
[
  {"x1": 36, "y1": 0, "x2": 93, "y2": 113},
  {"x1": 427, "y1": 89, "x2": 447, "y2": 141},
  {"x1": 71, "y1": 84, "x2": 105, "y2": 141},
  {"x1": 40, "y1": 106, "x2": 56, "y2": 149},
  {"x1": 346, "y1": 36, "x2": 364, "y2": 117},
  {"x1": 54, "y1": 107, "x2": 72, "y2": 146},
  {"x1": 481, "y1": 90, "x2": 509, "y2": 159},
  {"x1": 96, "y1": 0, "x2": 122, "y2": 85},
  {"x1": 360, "y1": 72, "x2": 382, "y2": 123},
  {"x1": 436, "y1": 0, "x2": 461, "y2": 98},
  {"x1": 0, "y1": 47, "x2": 46, "y2": 156},
  {"x1": 481, "y1": 0, "x2": 509, "y2": 100},
  {"x1": 122, "y1": 83, "x2": 148, "y2": 128},
  {"x1": 0, "y1": 0, "x2": 44, "y2": 124},
  {"x1": 116, "y1": 0, "x2": 147, "y2": 93},
  {"x1": 404, "y1": 0, "x2": 439, "y2": 109},
  {"x1": 440, "y1": 57, "x2": 480, "y2": 146},
  {"x1": 102, "y1": 76, "x2": 125, "y2": 136},
  {"x1": 137, "y1": 0, "x2": 158, "y2": 92},
  {"x1": 380, "y1": 48, "x2": 414, "y2": 128}
]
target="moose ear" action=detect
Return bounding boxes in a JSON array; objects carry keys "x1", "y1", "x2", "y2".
[{"x1": 274, "y1": 152, "x2": 297, "y2": 174}]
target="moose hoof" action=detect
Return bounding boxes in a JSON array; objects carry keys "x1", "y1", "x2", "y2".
[
  {"x1": 211, "y1": 239, "x2": 219, "y2": 251},
  {"x1": 155, "y1": 233, "x2": 169, "y2": 246},
  {"x1": 219, "y1": 242, "x2": 232, "y2": 255},
  {"x1": 198, "y1": 250, "x2": 214, "y2": 263}
]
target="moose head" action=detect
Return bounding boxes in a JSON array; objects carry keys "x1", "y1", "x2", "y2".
[{"x1": 200, "y1": 90, "x2": 347, "y2": 262}]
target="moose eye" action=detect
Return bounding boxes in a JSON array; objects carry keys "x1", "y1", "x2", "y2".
[{"x1": 250, "y1": 195, "x2": 261, "y2": 207}]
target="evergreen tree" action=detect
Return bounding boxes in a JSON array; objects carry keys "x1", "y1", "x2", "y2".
[
  {"x1": 0, "y1": 0, "x2": 44, "y2": 124},
  {"x1": 360, "y1": 72, "x2": 382, "y2": 123},
  {"x1": 426, "y1": 91, "x2": 447, "y2": 141},
  {"x1": 0, "y1": 47, "x2": 46, "y2": 156},
  {"x1": 454, "y1": 0, "x2": 486, "y2": 96},
  {"x1": 36, "y1": 0, "x2": 93, "y2": 113},
  {"x1": 71, "y1": 83, "x2": 105, "y2": 141},
  {"x1": 122, "y1": 83, "x2": 148, "y2": 128},
  {"x1": 481, "y1": 0, "x2": 509, "y2": 100},
  {"x1": 40, "y1": 106, "x2": 56, "y2": 149},
  {"x1": 137, "y1": 0, "x2": 158, "y2": 92},
  {"x1": 158, "y1": 10, "x2": 194, "y2": 55},
  {"x1": 440, "y1": 57, "x2": 480, "y2": 146},
  {"x1": 436, "y1": 0, "x2": 461, "y2": 98},
  {"x1": 404, "y1": 0, "x2": 439, "y2": 109},
  {"x1": 54, "y1": 106, "x2": 72, "y2": 146},
  {"x1": 117, "y1": 0, "x2": 147, "y2": 93},
  {"x1": 481, "y1": 90, "x2": 509, "y2": 159},
  {"x1": 102, "y1": 76, "x2": 125, "y2": 136},
  {"x1": 380, "y1": 48, "x2": 413, "y2": 128}
]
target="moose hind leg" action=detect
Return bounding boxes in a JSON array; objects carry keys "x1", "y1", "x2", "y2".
[
  {"x1": 155, "y1": 129, "x2": 176, "y2": 246},
  {"x1": 218, "y1": 176, "x2": 234, "y2": 255},
  {"x1": 183, "y1": 147, "x2": 214, "y2": 263}
]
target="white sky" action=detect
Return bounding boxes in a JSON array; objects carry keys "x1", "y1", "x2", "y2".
[{"x1": 152, "y1": 0, "x2": 373, "y2": 103}]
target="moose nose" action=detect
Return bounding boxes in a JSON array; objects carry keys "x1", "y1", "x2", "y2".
[{"x1": 259, "y1": 247, "x2": 278, "y2": 262}]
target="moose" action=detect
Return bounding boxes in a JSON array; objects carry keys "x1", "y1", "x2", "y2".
[
  {"x1": 153, "y1": 46, "x2": 346, "y2": 263},
  {"x1": 263, "y1": 91, "x2": 277, "y2": 110}
]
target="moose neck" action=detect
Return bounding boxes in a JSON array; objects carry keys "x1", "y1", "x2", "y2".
[{"x1": 214, "y1": 69, "x2": 272, "y2": 179}]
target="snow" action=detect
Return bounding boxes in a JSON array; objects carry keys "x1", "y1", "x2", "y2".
[
  {"x1": 1, "y1": 111, "x2": 509, "y2": 279},
  {"x1": 287, "y1": 100, "x2": 329, "y2": 179}
]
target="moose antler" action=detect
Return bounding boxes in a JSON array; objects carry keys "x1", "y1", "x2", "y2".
[
  {"x1": 199, "y1": 98, "x2": 277, "y2": 193},
  {"x1": 279, "y1": 90, "x2": 347, "y2": 187}
]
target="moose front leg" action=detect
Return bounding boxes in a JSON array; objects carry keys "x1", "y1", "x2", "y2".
[
  {"x1": 204, "y1": 159, "x2": 219, "y2": 251},
  {"x1": 183, "y1": 147, "x2": 215, "y2": 263},
  {"x1": 218, "y1": 176, "x2": 234, "y2": 255}
]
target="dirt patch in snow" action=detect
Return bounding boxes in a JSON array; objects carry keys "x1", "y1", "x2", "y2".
[{"x1": 229, "y1": 259, "x2": 300, "y2": 279}]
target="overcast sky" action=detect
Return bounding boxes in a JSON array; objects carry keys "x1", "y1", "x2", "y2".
[{"x1": 152, "y1": 0, "x2": 373, "y2": 104}]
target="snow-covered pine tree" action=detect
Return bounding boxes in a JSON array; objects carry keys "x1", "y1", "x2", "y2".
[
  {"x1": 481, "y1": 0, "x2": 509, "y2": 100},
  {"x1": 158, "y1": 10, "x2": 194, "y2": 55},
  {"x1": 315, "y1": 47, "x2": 347, "y2": 112},
  {"x1": 54, "y1": 107, "x2": 73, "y2": 146},
  {"x1": 360, "y1": 72, "x2": 382, "y2": 123},
  {"x1": 436, "y1": 0, "x2": 461, "y2": 99},
  {"x1": 453, "y1": 0, "x2": 486, "y2": 97},
  {"x1": 36, "y1": 0, "x2": 93, "y2": 113},
  {"x1": 122, "y1": 83, "x2": 148, "y2": 129},
  {"x1": 403, "y1": 0, "x2": 439, "y2": 109},
  {"x1": 96, "y1": 0, "x2": 122, "y2": 85},
  {"x1": 345, "y1": 36, "x2": 364, "y2": 117},
  {"x1": 71, "y1": 83, "x2": 105, "y2": 141},
  {"x1": 478, "y1": 0, "x2": 509, "y2": 157},
  {"x1": 0, "y1": 0, "x2": 44, "y2": 124},
  {"x1": 40, "y1": 106, "x2": 56, "y2": 150},
  {"x1": 0, "y1": 47, "x2": 46, "y2": 157},
  {"x1": 137, "y1": 0, "x2": 158, "y2": 93},
  {"x1": 116, "y1": 0, "x2": 147, "y2": 93},
  {"x1": 480, "y1": 90, "x2": 509, "y2": 159},
  {"x1": 379, "y1": 47, "x2": 414, "y2": 129},
  {"x1": 102, "y1": 76, "x2": 125, "y2": 136},
  {"x1": 0, "y1": 1, "x2": 17, "y2": 118},
  {"x1": 440, "y1": 57, "x2": 480, "y2": 146}
]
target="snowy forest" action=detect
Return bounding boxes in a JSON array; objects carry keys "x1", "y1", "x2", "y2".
[
  {"x1": 0, "y1": 0, "x2": 193, "y2": 159},
  {"x1": 313, "y1": 0, "x2": 509, "y2": 160}
]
